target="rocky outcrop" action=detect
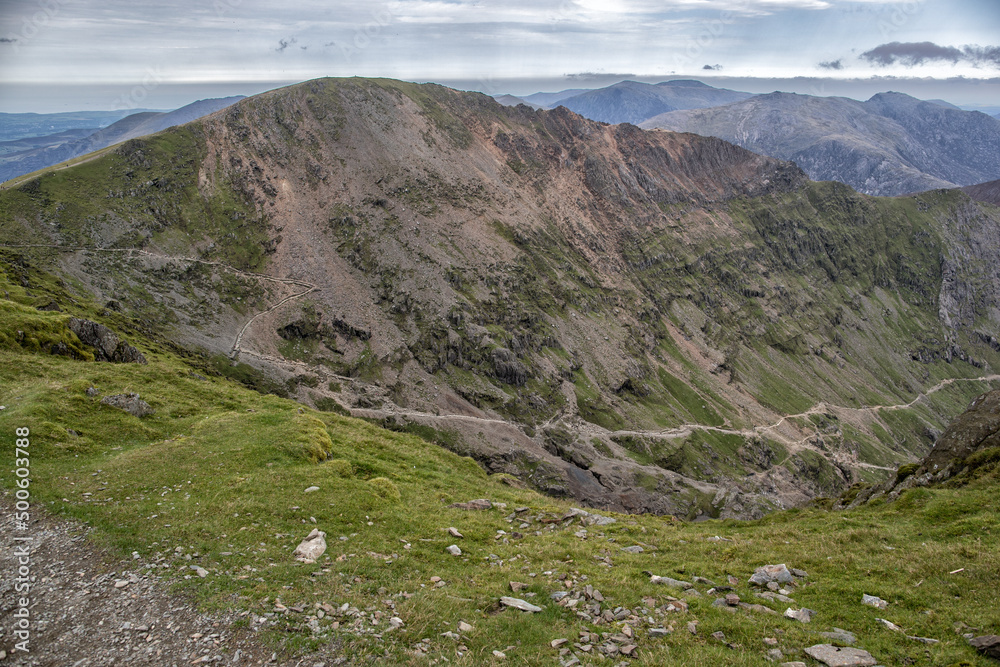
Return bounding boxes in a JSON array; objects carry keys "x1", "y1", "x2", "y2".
[
  {"x1": 68, "y1": 318, "x2": 147, "y2": 364},
  {"x1": 99, "y1": 393, "x2": 154, "y2": 417}
]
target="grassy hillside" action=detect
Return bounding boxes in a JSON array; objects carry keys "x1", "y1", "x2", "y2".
[{"x1": 1, "y1": 251, "x2": 999, "y2": 666}]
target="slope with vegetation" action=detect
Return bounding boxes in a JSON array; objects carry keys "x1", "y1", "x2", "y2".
[
  {"x1": 1, "y1": 78, "x2": 999, "y2": 520},
  {"x1": 0, "y1": 255, "x2": 999, "y2": 665}
]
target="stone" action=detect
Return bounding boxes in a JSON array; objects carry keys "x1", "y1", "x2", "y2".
[
  {"x1": 725, "y1": 593, "x2": 740, "y2": 606},
  {"x1": 446, "y1": 545, "x2": 462, "y2": 556},
  {"x1": 790, "y1": 568, "x2": 808, "y2": 578},
  {"x1": 764, "y1": 637, "x2": 779, "y2": 646},
  {"x1": 565, "y1": 507, "x2": 617, "y2": 526},
  {"x1": 500, "y1": 597, "x2": 542, "y2": 612},
  {"x1": 86, "y1": 387, "x2": 100, "y2": 397},
  {"x1": 693, "y1": 576, "x2": 717, "y2": 586},
  {"x1": 448, "y1": 527, "x2": 464, "y2": 538},
  {"x1": 509, "y1": 581, "x2": 528, "y2": 592},
  {"x1": 649, "y1": 628, "x2": 670, "y2": 637},
  {"x1": 620, "y1": 644, "x2": 637, "y2": 656},
  {"x1": 448, "y1": 499, "x2": 492, "y2": 510},
  {"x1": 784, "y1": 607, "x2": 813, "y2": 623},
  {"x1": 492, "y1": 650, "x2": 506, "y2": 658},
  {"x1": 621, "y1": 545, "x2": 644, "y2": 553},
  {"x1": 779, "y1": 663, "x2": 807, "y2": 667},
  {"x1": 68, "y1": 317, "x2": 147, "y2": 363},
  {"x1": 804, "y1": 644, "x2": 877, "y2": 667},
  {"x1": 819, "y1": 628, "x2": 857, "y2": 645},
  {"x1": 711, "y1": 631, "x2": 727, "y2": 642},
  {"x1": 876, "y1": 618, "x2": 904, "y2": 633},
  {"x1": 768, "y1": 648, "x2": 785, "y2": 661},
  {"x1": 192, "y1": 566, "x2": 208, "y2": 578},
  {"x1": 293, "y1": 529, "x2": 327, "y2": 563},
  {"x1": 650, "y1": 574, "x2": 693, "y2": 589},
  {"x1": 303, "y1": 486, "x2": 320, "y2": 493},
  {"x1": 458, "y1": 621, "x2": 474, "y2": 633},
  {"x1": 389, "y1": 617, "x2": 404, "y2": 629},
  {"x1": 100, "y1": 393, "x2": 154, "y2": 417},
  {"x1": 861, "y1": 594, "x2": 888, "y2": 609},
  {"x1": 550, "y1": 638, "x2": 568, "y2": 648},
  {"x1": 908, "y1": 636, "x2": 939, "y2": 644},
  {"x1": 687, "y1": 621, "x2": 698, "y2": 635},
  {"x1": 750, "y1": 564, "x2": 794, "y2": 586},
  {"x1": 969, "y1": 635, "x2": 1000, "y2": 659}
]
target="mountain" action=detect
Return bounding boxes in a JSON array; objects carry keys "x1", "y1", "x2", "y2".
[
  {"x1": 962, "y1": 178, "x2": 1000, "y2": 206},
  {"x1": 641, "y1": 91, "x2": 1000, "y2": 196},
  {"x1": 0, "y1": 96, "x2": 245, "y2": 183},
  {"x1": 492, "y1": 94, "x2": 541, "y2": 109},
  {"x1": 0, "y1": 109, "x2": 152, "y2": 142},
  {"x1": 553, "y1": 79, "x2": 753, "y2": 125},
  {"x1": 2, "y1": 78, "x2": 999, "y2": 520},
  {"x1": 521, "y1": 87, "x2": 591, "y2": 107},
  {"x1": 0, "y1": 127, "x2": 99, "y2": 157}
]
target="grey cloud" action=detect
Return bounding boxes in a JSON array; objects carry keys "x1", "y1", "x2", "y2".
[
  {"x1": 861, "y1": 41, "x2": 963, "y2": 66},
  {"x1": 703, "y1": 64, "x2": 722, "y2": 71},
  {"x1": 565, "y1": 72, "x2": 635, "y2": 81},
  {"x1": 275, "y1": 37, "x2": 297, "y2": 53},
  {"x1": 0, "y1": 37, "x2": 17, "y2": 43},
  {"x1": 818, "y1": 59, "x2": 842, "y2": 70},
  {"x1": 963, "y1": 45, "x2": 1000, "y2": 66}
]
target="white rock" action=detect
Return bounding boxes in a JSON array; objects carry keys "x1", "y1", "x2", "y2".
[
  {"x1": 448, "y1": 527, "x2": 464, "y2": 538},
  {"x1": 304, "y1": 486, "x2": 320, "y2": 493},
  {"x1": 876, "y1": 618, "x2": 904, "y2": 633},
  {"x1": 193, "y1": 566, "x2": 208, "y2": 578},
  {"x1": 861, "y1": 594, "x2": 888, "y2": 609},
  {"x1": 293, "y1": 529, "x2": 327, "y2": 563},
  {"x1": 389, "y1": 617, "x2": 404, "y2": 629},
  {"x1": 500, "y1": 596, "x2": 542, "y2": 612},
  {"x1": 458, "y1": 621, "x2": 474, "y2": 633},
  {"x1": 446, "y1": 544, "x2": 462, "y2": 556},
  {"x1": 784, "y1": 607, "x2": 813, "y2": 623}
]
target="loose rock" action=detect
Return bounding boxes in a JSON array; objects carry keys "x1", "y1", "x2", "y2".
[
  {"x1": 804, "y1": 644, "x2": 877, "y2": 667},
  {"x1": 861, "y1": 594, "x2": 888, "y2": 609},
  {"x1": 784, "y1": 607, "x2": 813, "y2": 623},
  {"x1": 446, "y1": 544, "x2": 462, "y2": 556},
  {"x1": 500, "y1": 596, "x2": 542, "y2": 613},
  {"x1": 970, "y1": 635, "x2": 1000, "y2": 659},
  {"x1": 100, "y1": 393, "x2": 154, "y2": 417},
  {"x1": 293, "y1": 529, "x2": 327, "y2": 563},
  {"x1": 448, "y1": 499, "x2": 492, "y2": 510},
  {"x1": 751, "y1": 564, "x2": 794, "y2": 586}
]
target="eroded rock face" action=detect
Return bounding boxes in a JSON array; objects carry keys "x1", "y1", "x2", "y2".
[
  {"x1": 922, "y1": 390, "x2": 1000, "y2": 471},
  {"x1": 100, "y1": 393, "x2": 154, "y2": 417},
  {"x1": 68, "y1": 318, "x2": 147, "y2": 364}
]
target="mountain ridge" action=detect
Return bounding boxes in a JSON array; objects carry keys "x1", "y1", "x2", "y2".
[{"x1": 2, "y1": 77, "x2": 999, "y2": 519}]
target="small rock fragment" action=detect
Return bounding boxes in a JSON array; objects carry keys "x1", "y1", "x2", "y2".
[
  {"x1": 861, "y1": 594, "x2": 888, "y2": 609},
  {"x1": 876, "y1": 618, "x2": 904, "y2": 633},
  {"x1": 448, "y1": 499, "x2": 492, "y2": 510},
  {"x1": 448, "y1": 527, "x2": 464, "y2": 538},
  {"x1": 621, "y1": 545, "x2": 644, "y2": 553},
  {"x1": 500, "y1": 596, "x2": 542, "y2": 612},
  {"x1": 784, "y1": 607, "x2": 813, "y2": 623},
  {"x1": 969, "y1": 635, "x2": 1000, "y2": 659},
  {"x1": 458, "y1": 621, "x2": 474, "y2": 633},
  {"x1": 303, "y1": 486, "x2": 320, "y2": 493},
  {"x1": 650, "y1": 574, "x2": 693, "y2": 589},
  {"x1": 446, "y1": 545, "x2": 462, "y2": 556},
  {"x1": 551, "y1": 638, "x2": 568, "y2": 648},
  {"x1": 750, "y1": 564, "x2": 794, "y2": 586},
  {"x1": 711, "y1": 631, "x2": 727, "y2": 642}
]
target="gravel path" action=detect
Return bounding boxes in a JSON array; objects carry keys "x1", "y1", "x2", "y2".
[{"x1": 0, "y1": 496, "x2": 341, "y2": 666}]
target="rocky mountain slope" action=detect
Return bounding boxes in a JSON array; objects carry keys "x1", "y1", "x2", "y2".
[
  {"x1": 963, "y1": 179, "x2": 1000, "y2": 207},
  {"x1": 552, "y1": 79, "x2": 752, "y2": 125},
  {"x1": 641, "y1": 91, "x2": 1000, "y2": 196},
  {"x1": 0, "y1": 96, "x2": 244, "y2": 184},
  {"x1": 2, "y1": 77, "x2": 999, "y2": 519}
]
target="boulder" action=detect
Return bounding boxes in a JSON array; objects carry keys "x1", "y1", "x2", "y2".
[
  {"x1": 293, "y1": 529, "x2": 327, "y2": 563},
  {"x1": 922, "y1": 390, "x2": 1000, "y2": 471},
  {"x1": 970, "y1": 635, "x2": 1000, "y2": 659},
  {"x1": 100, "y1": 393, "x2": 154, "y2": 417},
  {"x1": 803, "y1": 645, "x2": 877, "y2": 667},
  {"x1": 67, "y1": 318, "x2": 147, "y2": 364},
  {"x1": 750, "y1": 564, "x2": 794, "y2": 586}
]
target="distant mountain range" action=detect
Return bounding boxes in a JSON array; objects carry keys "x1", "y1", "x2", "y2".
[
  {"x1": 0, "y1": 96, "x2": 244, "y2": 183},
  {"x1": 551, "y1": 79, "x2": 753, "y2": 125},
  {"x1": 0, "y1": 109, "x2": 156, "y2": 143},
  {"x1": 639, "y1": 90, "x2": 1000, "y2": 196}
]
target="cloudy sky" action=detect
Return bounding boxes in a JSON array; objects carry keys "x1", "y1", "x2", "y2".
[{"x1": 0, "y1": 0, "x2": 998, "y2": 112}]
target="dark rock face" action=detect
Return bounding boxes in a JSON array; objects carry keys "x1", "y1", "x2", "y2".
[
  {"x1": 99, "y1": 393, "x2": 154, "y2": 417},
  {"x1": 922, "y1": 390, "x2": 1000, "y2": 471},
  {"x1": 970, "y1": 635, "x2": 1000, "y2": 660},
  {"x1": 67, "y1": 318, "x2": 147, "y2": 364}
]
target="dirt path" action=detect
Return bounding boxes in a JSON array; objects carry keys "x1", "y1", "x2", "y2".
[{"x1": 0, "y1": 496, "x2": 326, "y2": 666}]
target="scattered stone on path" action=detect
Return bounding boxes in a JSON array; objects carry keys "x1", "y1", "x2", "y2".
[
  {"x1": 649, "y1": 574, "x2": 693, "y2": 589},
  {"x1": 446, "y1": 544, "x2": 462, "y2": 556},
  {"x1": 750, "y1": 564, "x2": 795, "y2": 586},
  {"x1": 969, "y1": 635, "x2": 1000, "y2": 659},
  {"x1": 303, "y1": 486, "x2": 320, "y2": 493},
  {"x1": 100, "y1": 393, "x2": 154, "y2": 417},
  {"x1": 448, "y1": 499, "x2": 492, "y2": 510},
  {"x1": 784, "y1": 607, "x2": 814, "y2": 623},
  {"x1": 804, "y1": 644, "x2": 877, "y2": 667},
  {"x1": 819, "y1": 628, "x2": 857, "y2": 645},
  {"x1": 292, "y1": 529, "x2": 327, "y2": 563},
  {"x1": 500, "y1": 596, "x2": 542, "y2": 613},
  {"x1": 861, "y1": 594, "x2": 888, "y2": 609},
  {"x1": 448, "y1": 527, "x2": 464, "y2": 538}
]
